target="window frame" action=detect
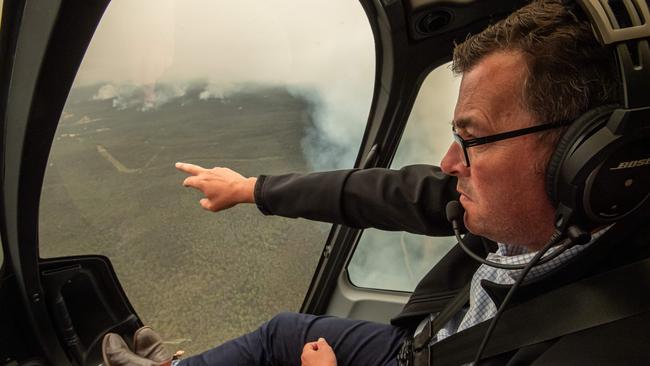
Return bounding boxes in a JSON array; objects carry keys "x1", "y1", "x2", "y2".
[{"x1": 300, "y1": 0, "x2": 532, "y2": 315}]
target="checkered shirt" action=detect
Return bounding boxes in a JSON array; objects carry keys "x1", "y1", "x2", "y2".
[{"x1": 415, "y1": 228, "x2": 609, "y2": 343}]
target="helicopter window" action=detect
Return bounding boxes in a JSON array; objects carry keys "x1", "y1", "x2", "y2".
[
  {"x1": 347, "y1": 64, "x2": 459, "y2": 292},
  {"x1": 38, "y1": 0, "x2": 373, "y2": 356}
]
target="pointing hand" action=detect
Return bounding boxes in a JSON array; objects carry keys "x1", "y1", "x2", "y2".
[{"x1": 175, "y1": 162, "x2": 257, "y2": 212}]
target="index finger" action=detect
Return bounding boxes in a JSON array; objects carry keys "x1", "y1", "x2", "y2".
[{"x1": 175, "y1": 162, "x2": 205, "y2": 175}]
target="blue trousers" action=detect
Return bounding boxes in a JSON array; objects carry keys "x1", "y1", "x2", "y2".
[{"x1": 179, "y1": 312, "x2": 408, "y2": 366}]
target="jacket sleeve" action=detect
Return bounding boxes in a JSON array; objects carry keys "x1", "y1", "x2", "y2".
[{"x1": 254, "y1": 164, "x2": 459, "y2": 236}]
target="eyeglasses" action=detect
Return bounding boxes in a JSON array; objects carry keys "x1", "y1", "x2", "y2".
[{"x1": 452, "y1": 121, "x2": 572, "y2": 167}]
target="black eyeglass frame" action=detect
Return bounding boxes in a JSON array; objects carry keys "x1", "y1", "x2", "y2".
[{"x1": 452, "y1": 121, "x2": 572, "y2": 167}]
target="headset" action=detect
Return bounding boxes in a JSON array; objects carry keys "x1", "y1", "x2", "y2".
[{"x1": 546, "y1": 0, "x2": 650, "y2": 233}]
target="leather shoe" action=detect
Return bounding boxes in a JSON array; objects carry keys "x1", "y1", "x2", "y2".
[
  {"x1": 133, "y1": 326, "x2": 174, "y2": 363},
  {"x1": 102, "y1": 333, "x2": 171, "y2": 366}
]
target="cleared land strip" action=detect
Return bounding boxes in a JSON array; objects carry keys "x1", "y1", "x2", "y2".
[{"x1": 97, "y1": 145, "x2": 140, "y2": 173}]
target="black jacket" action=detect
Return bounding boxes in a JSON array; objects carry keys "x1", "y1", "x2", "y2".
[{"x1": 254, "y1": 165, "x2": 650, "y2": 364}]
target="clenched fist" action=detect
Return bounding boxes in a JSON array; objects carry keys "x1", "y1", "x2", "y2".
[
  {"x1": 175, "y1": 162, "x2": 257, "y2": 212},
  {"x1": 301, "y1": 338, "x2": 337, "y2": 366}
]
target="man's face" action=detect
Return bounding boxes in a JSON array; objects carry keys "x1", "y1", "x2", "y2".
[{"x1": 440, "y1": 51, "x2": 556, "y2": 249}]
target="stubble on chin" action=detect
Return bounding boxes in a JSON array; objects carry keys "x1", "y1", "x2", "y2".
[{"x1": 462, "y1": 205, "x2": 517, "y2": 245}]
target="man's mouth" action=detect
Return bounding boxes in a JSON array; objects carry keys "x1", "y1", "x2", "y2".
[{"x1": 457, "y1": 186, "x2": 471, "y2": 201}]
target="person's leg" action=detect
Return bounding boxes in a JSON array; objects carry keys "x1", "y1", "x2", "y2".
[{"x1": 179, "y1": 312, "x2": 407, "y2": 366}]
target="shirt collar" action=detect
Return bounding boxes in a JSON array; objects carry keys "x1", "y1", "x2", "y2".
[{"x1": 484, "y1": 226, "x2": 612, "y2": 284}]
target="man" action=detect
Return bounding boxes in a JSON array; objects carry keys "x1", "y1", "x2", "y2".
[{"x1": 103, "y1": 0, "x2": 649, "y2": 364}]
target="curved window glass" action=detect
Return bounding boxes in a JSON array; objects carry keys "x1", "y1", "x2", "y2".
[
  {"x1": 39, "y1": 0, "x2": 373, "y2": 355},
  {"x1": 347, "y1": 64, "x2": 460, "y2": 292}
]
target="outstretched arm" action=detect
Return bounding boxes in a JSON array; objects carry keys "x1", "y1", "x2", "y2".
[
  {"x1": 176, "y1": 162, "x2": 458, "y2": 236},
  {"x1": 256, "y1": 165, "x2": 459, "y2": 236}
]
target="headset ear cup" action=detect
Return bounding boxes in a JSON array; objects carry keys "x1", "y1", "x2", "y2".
[{"x1": 545, "y1": 105, "x2": 618, "y2": 205}]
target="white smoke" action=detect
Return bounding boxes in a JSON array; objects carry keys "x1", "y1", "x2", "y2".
[
  {"x1": 92, "y1": 83, "x2": 140, "y2": 110},
  {"x1": 287, "y1": 83, "x2": 371, "y2": 169},
  {"x1": 141, "y1": 83, "x2": 187, "y2": 111},
  {"x1": 92, "y1": 84, "x2": 119, "y2": 100},
  {"x1": 198, "y1": 83, "x2": 240, "y2": 101},
  {"x1": 90, "y1": 82, "x2": 188, "y2": 111}
]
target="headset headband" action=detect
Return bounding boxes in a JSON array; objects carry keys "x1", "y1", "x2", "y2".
[
  {"x1": 578, "y1": 0, "x2": 650, "y2": 111},
  {"x1": 579, "y1": 0, "x2": 650, "y2": 44}
]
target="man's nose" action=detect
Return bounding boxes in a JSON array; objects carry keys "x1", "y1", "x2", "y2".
[{"x1": 440, "y1": 142, "x2": 468, "y2": 176}]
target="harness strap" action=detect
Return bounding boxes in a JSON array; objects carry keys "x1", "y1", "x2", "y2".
[{"x1": 411, "y1": 283, "x2": 470, "y2": 365}]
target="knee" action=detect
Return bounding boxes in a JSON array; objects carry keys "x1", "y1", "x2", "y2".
[
  {"x1": 263, "y1": 311, "x2": 319, "y2": 341},
  {"x1": 266, "y1": 312, "x2": 301, "y2": 331}
]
